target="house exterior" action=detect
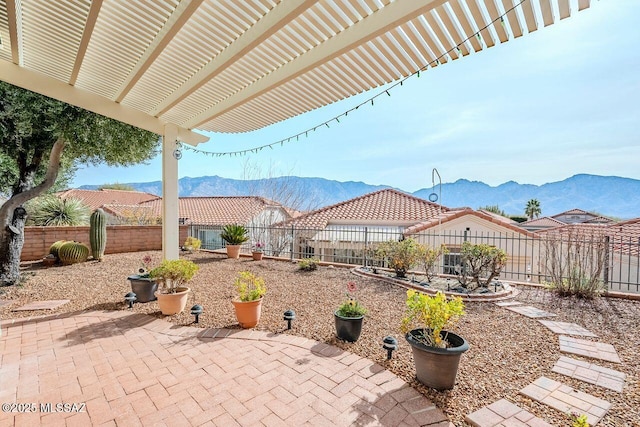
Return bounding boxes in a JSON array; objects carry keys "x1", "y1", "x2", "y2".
[
  {"x1": 607, "y1": 218, "x2": 640, "y2": 293},
  {"x1": 551, "y1": 208, "x2": 614, "y2": 225},
  {"x1": 520, "y1": 216, "x2": 566, "y2": 232},
  {"x1": 405, "y1": 209, "x2": 537, "y2": 282}
]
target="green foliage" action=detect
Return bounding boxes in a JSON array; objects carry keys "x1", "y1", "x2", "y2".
[
  {"x1": 49, "y1": 240, "x2": 68, "y2": 260},
  {"x1": 234, "y1": 271, "x2": 266, "y2": 302},
  {"x1": 457, "y1": 242, "x2": 507, "y2": 289},
  {"x1": 524, "y1": 199, "x2": 542, "y2": 220},
  {"x1": 569, "y1": 413, "x2": 590, "y2": 427},
  {"x1": 26, "y1": 195, "x2": 90, "y2": 226},
  {"x1": 221, "y1": 224, "x2": 249, "y2": 245},
  {"x1": 98, "y1": 183, "x2": 135, "y2": 191},
  {"x1": 298, "y1": 257, "x2": 319, "y2": 271},
  {"x1": 336, "y1": 282, "x2": 367, "y2": 317},
  {"x1": 375, "y1": 238, "x2": 421, "y2": 278},
  {"x1": 417, "y1": 244, "x2": 448, "y2": 281},
  {"x1": 479, "y1": 205, "x2": 507, "y2": 217},
  {"x1": 401, "y1": 290, "x2": 465, "y2": 348},
  {"x1": 89, "y1": 208, "x2": 107, "y2": 261},
  {"x1": 509, "y1": 215, "x2": 528, "y2": 223},
  {"x1": 58, "y1": 241, "x2": 89, "y2": 265},
  {"x1": 150, "y1": 259, "x2": 199, "y2": 293},
  {"x1": 183, "y1": 236, "x2": 202, "y2": 252},
  {"x1": 544, "y1": 272, "x2": 604, "y2": 299}
]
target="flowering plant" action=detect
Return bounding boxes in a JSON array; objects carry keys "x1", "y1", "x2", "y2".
[
  {"x1": 252, "y1": 242, "x2": 265, "y2": 252},
  {"x1": 136, "y1": 255, "x2": 154, "y2": 278},
  {"x1": 336, "y1": 281, "x2": 367, "y2": 317}
]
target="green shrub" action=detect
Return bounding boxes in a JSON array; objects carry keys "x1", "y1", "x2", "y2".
[
  {"x1": 375, "y1": 238, "x2": 421, "y2": 278},
  {"x1": 150, "y1": 259, "x2": 199, "y2": 293},
  {"x1": 401, "y1": 290, "x2": 465, "y2": 348},
  {"x1": 221, "y1": 224, "x2": 249, "y2": 245},
  {"x1": 27, "y1": 195, "x2": 90, "y2": 226},
  {"x1": 457, "y1": 242, "x2": 507, "y2": 289},
  {"x1": 298, "y1": 258, "x2": 319, "y2": 271},
  {"x1": 183, "y1": 236, "x2": 201, "y2": 252},
  {"x1": 418, "y1": 244, "x2": 448, "y2": 281}
]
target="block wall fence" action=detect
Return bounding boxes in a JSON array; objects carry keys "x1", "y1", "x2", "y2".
[{"x1": 21, "y1": 225, "x2": 189, "y2": 261}]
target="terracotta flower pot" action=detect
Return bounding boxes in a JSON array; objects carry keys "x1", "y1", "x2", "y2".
[
  {"x1": 232, "y1": 298, "x2": 263, "y2": 328},
  {"x1": 226, "y1": 245, "x2": 241, "y2": 259},
  {"x1": 405, "y1": 329, "x2": 469, "y2": 390},
  {"x1": 252, "y1": 251, "x2": 263, "y2": 261},
  {"x1": 155, "y1": 287, "x2": 190, "y2": 315}
]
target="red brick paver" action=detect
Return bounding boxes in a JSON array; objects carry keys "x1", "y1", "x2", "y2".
[
  {"x1": 558, "y1": 335, "x2": 621, "y2": 363},
  {"x1": 520, "y1": 377, "x2": 611, "y2": 426},
  {"x1": 538, "y1": 320, "x2": 597, "y2": 337},
  {"x1": 552, "y1": 356, "x2": 626, "y2": 392},
  {"x1": 465, "y1": 399, "x2": 553, "y2": 427},
  {"x1": 0, "y1": 311, "x2": 447, "y2": 426}
]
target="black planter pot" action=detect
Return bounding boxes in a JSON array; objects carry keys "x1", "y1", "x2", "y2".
[
  {"x1": 127, "y1": 276, "x2": 158, "y2": 303},
  {"x1": 334, "y1": 311, "x2": 364, "y2": 342},
  {"x1": 405, "y1": 329, "x2": 469, "y2": 390}
]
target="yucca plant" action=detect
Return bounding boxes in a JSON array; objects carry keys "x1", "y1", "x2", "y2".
[
  {"x1": 27, "y1": 196, "x2": 90, "y2": 226},
  {"x1": 221, "y1": 224, "x2": 249, "y2": 245}
]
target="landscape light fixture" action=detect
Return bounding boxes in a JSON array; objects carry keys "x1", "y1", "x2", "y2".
[
  {"x1": 191, "y1": 304, "x2": 203, "y2": 324},
  {"x1": 283, "y1": 309, "x2": 296, "y2": 330},
  {"x1": 382, "y1": 336, "x2": 398, "y2": 360},
  {"x1": 124, "y1": 292, "x2": 136, "y2": 309}
]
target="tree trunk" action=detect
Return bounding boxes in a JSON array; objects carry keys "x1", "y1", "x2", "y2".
[{"x1": 0, "y1": 207, "x2": 27, "y2": 286}]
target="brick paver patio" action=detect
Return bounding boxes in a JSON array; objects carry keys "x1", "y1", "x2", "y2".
[
  {"x1": 520, "y1": 377, "x2": 611, "y2": 426},
  {"x1": 552, "y1": 356, "x2": 626, "y2": 392},
  {"x1": 503, "y1": 305, "x2": 557, "y2": 318},
  {"x1": 558, "y1": 336, "x2": 622, "y2": 363},
  {"x1": 465, "y1": 399, "x2": 552, "y2": 427},
  {"x1": 537, "y1": 320, "x2": 597, "y2": 337},
  {"x1": 0, "y1": 311, "x2": 451, "y2": 426}
]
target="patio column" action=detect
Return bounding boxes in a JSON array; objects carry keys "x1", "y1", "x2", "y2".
[{"x1": 162, "y1": 124, "x2": 180, "y2": 260}]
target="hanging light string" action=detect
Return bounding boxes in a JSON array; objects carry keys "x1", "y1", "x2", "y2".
[{"x1": 183, "y1": 0, "x2": 527, "y2": 158}]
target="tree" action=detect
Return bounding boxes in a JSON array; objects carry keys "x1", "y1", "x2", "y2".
[
  {"x1": 524, "y1": 199, "x2": 542, "y2": 220},
  {"x1": 0, "y1": 82, "x2": 159, "y2": 286},
  {"x1": 98, "y1": 183, "x2": 136, "y2": 191}
]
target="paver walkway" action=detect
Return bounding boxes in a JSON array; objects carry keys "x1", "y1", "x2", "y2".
[
  {"x1": 520, "y1": 377, "x2": 611, "y2": 426},
  {"x1": 552, "y1": 356, "x2": 626, "y2": 392},
  {"x1": 0, "y1": 310, "x2": 451, "y2": 426},
  {"x1": 558, "y1": 336, "x2": 622, "y2": 363},
  {"x1": 12, "y1": 299, "x2": 70, "y2": 311},
  {"x1": 493, "y1": 301, "x2": 522, "y2": 307},
  {"x1": 537, "y1": 320, "x2": 597, "y2": 337},
  {"x1": 465, "y1": 399, "x2": 552, "y2": 427},
  {"x1": 503, "y1": 305, "x2": 557, "y2": 318}
]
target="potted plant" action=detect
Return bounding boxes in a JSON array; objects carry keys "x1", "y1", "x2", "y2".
[
  {"x1": 252, "y1": 241, "x2": 264, "y2": 261},
  {"x1": 150, "y1": 259, "x2": 199, "y2": 315},
  {"x1": 127, "y1": 254, "x2": 159, "y2": 303},
  {"x1": 221, "y1": 224, "x2": 249, "y2": 259},
  {"x1": 334, "y1": 281, "x2": 367, "y2": 342},
  {"x1": 401, "y1": 290, "x2": 468, "y2": 390},
  {"x1": 232, "y1": 271, "x2": 266, "y2": 328}
]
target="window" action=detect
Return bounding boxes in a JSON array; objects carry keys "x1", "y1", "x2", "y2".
[
  {"x1": 199, "y1": 229, "x2": 223, "y2": 250},
  {"x1": 443, "y1": 246, "x2": 462, "y2": 275}
]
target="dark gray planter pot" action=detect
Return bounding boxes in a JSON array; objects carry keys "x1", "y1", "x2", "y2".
[
  {"x1": 334, "y1": 311, "x2": 364, "y2": 342},
  {"x1": 127, "y1": 276, "x2": 158, "y2": 303},
  {"x1": 405, "y1": 329, "x2": 469, "y2": 390}
]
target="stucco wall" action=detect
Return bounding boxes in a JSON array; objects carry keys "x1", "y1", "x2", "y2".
[{"x1": 21, "y1": 225, "x2": 188, "y2": 261}]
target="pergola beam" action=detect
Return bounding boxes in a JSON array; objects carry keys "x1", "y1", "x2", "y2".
[
  {"x1": 69, "y1": 0, "x2": 103, "y2": 86},
  {"x1": 5, "y1": 0, "x2": 21, "y2": 64},
  {"x1": 185, "y1": 0, "x2": 446, "y2": 129},
  {"x1": 0, "y1": 60, "x2": 208, "y2": 146}
]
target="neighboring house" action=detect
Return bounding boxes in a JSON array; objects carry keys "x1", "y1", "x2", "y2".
[
  {"x1": 520, "y1": 216, "x2": 566, "y2": 232},
  {"x1": 551, "y1": 208, "x2": 613, "y2": 225},
  {"x1": 281, "y1": 189, "x2": 447, "y2": 263},
  {"x1": 56, "y1": 189, "x2": 160, "y2": 211},
  {"x1": 405, "y1": 208, "x2": 537, "y2": 282}
]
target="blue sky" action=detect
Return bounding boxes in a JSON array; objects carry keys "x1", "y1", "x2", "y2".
[{"x1": 72, "y1": 0, "x2": 640, "y2": 193}]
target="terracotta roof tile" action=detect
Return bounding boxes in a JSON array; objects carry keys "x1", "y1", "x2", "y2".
[
  {"x1": 524, "y1": 217, "x2": 566, "y2": 229},
  {"x1": 57, "y1": 189, "x2": 159, "y2": 211},
  {"x1": 405, "y1": 209, "x2": 536, "y2": 237},
  {"x1": 608, "y1": 218, "x2": 640, "y2": 256},
  {"x1": 552, "y1": 208, "x2": 591, "y2": 217},
  {"x1": 284, "y1": 189, "x2": 447, "y2": 228}
]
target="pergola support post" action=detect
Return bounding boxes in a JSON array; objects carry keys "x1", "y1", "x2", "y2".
[{"x1": 162, "y1": 124, "x2": 180, "y2": 260}]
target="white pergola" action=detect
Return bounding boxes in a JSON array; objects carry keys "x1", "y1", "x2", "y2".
[{"x1": 0, "y1": 0, "x2": 590, "y2": 259}]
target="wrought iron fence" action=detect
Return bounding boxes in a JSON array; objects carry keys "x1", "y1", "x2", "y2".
[{"x1": 189, "y1": 224, "x2": 640, "y2": 293}]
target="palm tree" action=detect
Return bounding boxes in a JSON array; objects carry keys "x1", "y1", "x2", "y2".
[{"x1": 524, "y1": 199, "x2": 542, "y2": 220}]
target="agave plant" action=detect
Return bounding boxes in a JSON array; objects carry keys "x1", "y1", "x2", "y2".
[
  {"x1": 27, "y1": 195, "x2": 90, "y2": 226},
  {"x1": 221, "y1": 224, "x2": 249, "y2": 245}
]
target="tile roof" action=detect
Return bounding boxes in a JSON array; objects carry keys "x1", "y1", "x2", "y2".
[
  {"x1": 608, "y1": 218, "x2": 640, "y2": 257},
  {"x1": 405, "y1": 209, "x2": 536, "y2": 238},
  {"x1": 284, "y1": 189, "x2": 446, "y2": 229},
  {"x1": 477, "y1": 209, "x2": 518, "y2": 224},
  {"x1": 524, "y1": 217, "x2": 567, "y2": 230},
  {"x1": 57, "y1": 189, "x2": 159, "y2": 211},
  {"x1": 535, "y1": 222, "x2": 609, "y2": 237},
  {"x1": 552, "y1": 208, "x2": 591, "y2": 217},
  {"x1": 120, "y1": 196, "x2": 290, "y2": 225}
]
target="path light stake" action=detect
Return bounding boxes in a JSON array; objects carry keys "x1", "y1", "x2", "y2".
[
  {"x1": 191, "y1": 304, "x2": 203, "y2": 324},
  {"x1": 447, "y1": 279, "x2": 451, "y2": 292},
  {"x1": 382, "y1": 336, "x2": 398, "y2": 360},
  {"x1": 124, "y1": 292, "x2": 137, "y2": 309},
  {"x1": 284, "y1": 309, "x2": 296, "y2": 330}
]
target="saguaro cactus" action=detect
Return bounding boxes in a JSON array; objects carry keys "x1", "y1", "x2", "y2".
[
  {"x1": 58, "y1": 242, "x2": 89, "y2": 265},
  {"x1": 90, "y1": 208, "x2": 107, "y2": 261}
]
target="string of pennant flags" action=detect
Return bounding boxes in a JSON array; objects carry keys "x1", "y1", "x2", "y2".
[{"x1": 182, "y1": 0, "x2": 526, "y2": 158}]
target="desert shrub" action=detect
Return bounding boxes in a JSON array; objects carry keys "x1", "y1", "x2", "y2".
[
  {"x1": 298, "y1": 258, "x2": 319, "y2": 271},
  {"x1": 457, "y1": 242, "x2": 507, "y2": 290},
  {"x1": 27, "y1": 195, "x2": 90, "y2": 226},
  {"x1": 375, "y1": 238, "x2": 421, "y2": 278},
  {"x1": 183, "y1": 236, "x2": 201, "y2": 252},
  {"x1": 418, "y1": 244, "x2": 448, "y2": 281}
]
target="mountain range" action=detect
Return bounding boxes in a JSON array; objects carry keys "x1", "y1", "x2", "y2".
[{"x1": 79, "y1": 174, "x2": 639, "y2": 219}]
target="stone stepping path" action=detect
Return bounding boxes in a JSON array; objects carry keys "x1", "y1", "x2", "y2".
[
  {"x1": 559, "y1": 336, "x2": 621, "y2": 363},
  {"x1": 494, "y1": 301, "x2": 522, "y2": 307},
  {"x1": 503, "y1": 305, "x2": 557, "y2": 318},
  {"x1": 552, "y1": 356, "x2": 626, "y2": 392},
  {"x1": 12, "y1": 299, "x2": 69, "y2": 311},
  {"x1": 520, "y1": 377, "x2": 611, "y2": 426},
  {"x1": 0, "y1": 301, "x2": 12, "y2": 308},
  {"x1": 538, "y1": 320, "x2": 597, "y2": 337},
  {"x1": 465, "y1": 399, "x2": 552, "y2": 427}
]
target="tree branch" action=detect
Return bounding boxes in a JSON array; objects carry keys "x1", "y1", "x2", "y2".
[{"x1": 0, "y1": 138, "x2": 65, "y2": 226}]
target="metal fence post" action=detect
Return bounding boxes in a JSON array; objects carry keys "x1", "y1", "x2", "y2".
[
  {"x1": 363, "y1": 227, "x2": 368, "y2": 267},
  {"x1": 603, "y1": 235, "x2": 610, "y2": 288},
  {"x1": 290, "y1": 225, "x2": 295, "y2": 261}
]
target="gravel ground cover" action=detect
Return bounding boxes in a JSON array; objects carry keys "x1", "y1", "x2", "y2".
[{"x1": 2, "y1": 250, "x2": 638, "y2": 426}]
